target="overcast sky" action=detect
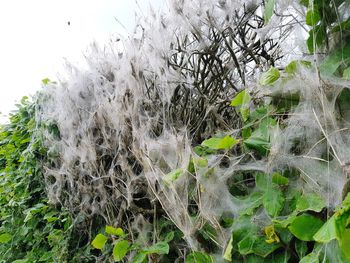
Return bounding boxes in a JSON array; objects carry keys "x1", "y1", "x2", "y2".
[{"x1": 0, "y1": 0, "x2": 163, "y2": 123}]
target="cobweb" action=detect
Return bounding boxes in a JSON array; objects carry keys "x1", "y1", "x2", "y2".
[{"x1": 35, "y1": 0, "x2": 350, "y2": 258}]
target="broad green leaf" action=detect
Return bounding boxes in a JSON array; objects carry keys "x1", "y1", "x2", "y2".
[
  {"x1": 259, "y1": 67, "x2": 280, "y2": 85},
  {"x1": 105, "y1": 226, "x2": 124, "y2": 236},
  {"x1": 164, "y1": 231, "x2": 175, "y2": 243},
  {"x1": 244, "y1": 117, "x2": 276, "y2": 155},
  {"x1": 285, "y1": 61, "x2": 297, "y2": 75},
  {"x1": 288, "y1": 214, "x2": 324, "y2": 241},
  {"x1": 305, "y1": 8, "x2": 320, "y2": 26},
  {"x1": 239, "y1": 191, "x2": 264, "y2": 215},
  {"x1": 252, "y1": 236, "x2": 281, "y2": 257},
  {"x1": 320, "y1": 46, "x2": 350, "y2": 77},
  {"x1": 113, "y1": 240, "x2": 129, "y2": 262},
  {"x1": 343, "y1": 67, "x2": 350, "y2": 79},
  {"x1": 273, "y1": 213, "x2": 297, "y2": 228},
  {"x1": 0, "y1": 233, "x2": 11, "y2": 243},
  {"x1": 255, "y1": 173, "x2": 269, "y2": 191},
  {"x1": 313, "y1": 216, "x2": 338, "y2": 243},
  {"x1": 91, "y1": 234, "x2": 108, "y2": 250},
  {"x1": 186, "y1": 251, "x2": 214, "y2": 263},
  {"x1": 340, "y1": 229, "x2": 350, "y2": 259},
  {"x1": 201, "y1": 136, "x2": 238, "y2": 150},
  {"x1": 238, "y1": 235, "x2": 256, "y2": 255},
  {"x1": 223, "y1": 236, "x2": 233, "y2": 261},
  {"x1": 296, "y1": 193, "x2": 325, "y2": 213},
  {"x1": 299, "y1": 253, "x2": 319, "y2": 263},
  {"x1": 230, "y1": 90, "x2": 251, "y2": 106},
  {"x1": 295, "y1": 239, "x2": 308, "y2": 259},
  {"x1": 163, "y1": 168, "x2": 183, "y2": 185},
  {"x1": 240, "y1": 107, "x2": 250, "y2": 122},
  {"x1": 307, "y1": 25, "x2": 326, "y2": 53},
  {"x1": 263, "y1": 187, "x2": 284, "y2": 217},
  {"x1": 131, "y1": 253, "x2": 147, "y2": 263},
  {"x1": 142, "y1": 241, "x2": 169, "y2": 255},
  {"x1": 264, "y1": 0, "x2": 275, "y2": 23},
  {"x1": 272, "y1": 172, "x2": 289, "y2": 186}
]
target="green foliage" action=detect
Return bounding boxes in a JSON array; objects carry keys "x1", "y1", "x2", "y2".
[
  {"x1": 288, "y1": 214, "x2": 324, "y2": 241},
  {"x1": 201, "y1": 136, "x2": 238, "y2": 150},
  {"x1": 259, "y1": 67, "x2": 280, "y2": 85},
  {"x1": 264, "y1": 0, "x2": 275, "y2": 23},
  {"x1": 91, "y1": 225, "x2": 172, "y2": 262},
  {"x1": 0, "y1": 98, "x2": 75, "y2": 262}
]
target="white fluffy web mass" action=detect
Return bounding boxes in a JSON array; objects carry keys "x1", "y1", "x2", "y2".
[{"x1": 36, "y1": 0, "x2": 350, "y2": 259}]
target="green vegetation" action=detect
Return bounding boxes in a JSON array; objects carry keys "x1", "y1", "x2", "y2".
[{"x1": 1, "y1": 0, "x2": 350, "y2": 262}]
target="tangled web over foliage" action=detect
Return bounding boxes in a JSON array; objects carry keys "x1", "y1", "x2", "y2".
[{"x1": 1, "y1": 0, "x2": 350, "y2": 262}]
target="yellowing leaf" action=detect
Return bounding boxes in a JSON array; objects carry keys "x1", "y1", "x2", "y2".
[
  {"x1": 91, "y1": 234, "x2": 107, "y2": 250},
  {"x1": 105, "y1": 226, "x2": 124, "y2": 236},
  {"x1": 223, "y1": 236, "x2": 233, "y2": 261},
  {"x1": 264, "y1": 225, "x2": 280, "y2": 244},
  {"x1": 0, "y1": 233, "x2": 11, "y2": 244}
]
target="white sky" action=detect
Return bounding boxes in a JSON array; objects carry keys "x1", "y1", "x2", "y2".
[{"x1": 0, "y1": 0, "x2": 163, "y2": 123}]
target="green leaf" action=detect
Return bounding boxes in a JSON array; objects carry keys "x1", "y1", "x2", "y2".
[
  {"x1": 285, "y1": 61, "x2": 298, "y2": 75},
  {"x1": 239, "y1": 191, "x2": 264, "y2": 215},
  {"x1": 244, "y1": 118, "x2": 276, "y2": 155},
  {"x1": 193, "y1": 156, "x2": 208, "y2": 168},
  {"x1": 186, "y1": 251, "x2": 214, "y2": 263},
  {"x1": 163, "y1": 168, "x2": 183, "y2": 185},
  {"x1": 320, "y1": 46, "x2": 350, "y2": 77},
  {"x1": 91, "y1": 234, "x2": 108, "y2": 250},
  {"x1": 313, "y1": 216, "x2": 338, "y2": 243},
  {"x1": 295, "y1": 239, "x2": 308, "y2": 259},
  {"x1": 223, "y1": 236, "x2": 233, "y2": 261},
  {"x1": 264, "y1": 0, "x2": 275, "y2": 23},
  {"x1": 240, "y1": 107, "x2": 250, "y2": 122},
  {"x1": 288, "y1": 214, "x2": 324, "y2": 241},
  {"x1": 131, "y1": 253, "x2": 147, "y2": 263},
  {"x1": 142, "y1": 241, "x2": 169, "y2": 255},
  {"x1": 263, "y1": 187, "x2": 284, "y2": 217},
  {"x1": 164, "y1": 231, "x2": 175, "y2": 243},
  {"x1": 296, "y1": 193, "x2": 325, "y2": 213},
  {"x1": 259, "y1": 67, "x2": 280, "y2": 85},
  {"x1": 272, "y1": 172, "x2": 289, "y2": 186},
  {"x1": 299, "y1": 253, "x2": 319, "y2": 263},
  {"x1": 105, "y1": 226, "x2": 124, "y2": 236},
  {"x1": 307, "y1": 25, "x2": 326, "y2": 53},
  {"x1": 113, "y1": 240, "x2": 129, "y2": 262},
  {"x1": 238, "y1": 235, "x2": 255, "y2": 255},
  {"x1": 0, "y1": 233, "x2": 11, "y2": 243},
  {"x1": 255, "y1": 173, "x2": 269, "y2": 191},
  {"x1": 340, "y1": 229, "x2": 350, "y2": 259},
  {"x1": 343, "y1": 67, "x2": 350, "y2": 79},
  {"x1": 201, "y1": 136, "x2": 238, "y2": 150},
  {"x1": 230, "y1": 90, "x2": 251, "y2": 106},
  {"x1": 42, "y1": 78, "x2": 51, "y2": 85},
  {"x1": 238, "y1": 235, "x2": 281, "y2": 257},
  {"x1": 305, "y1": 8, "x2": 320, "y2": 26}
]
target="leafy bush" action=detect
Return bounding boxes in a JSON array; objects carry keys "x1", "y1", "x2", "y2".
[{"x1": 1, "y1": 0, "x2": 350, "y2": 262}]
